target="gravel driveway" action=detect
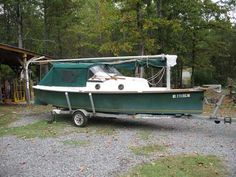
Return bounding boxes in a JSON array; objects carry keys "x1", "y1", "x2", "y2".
[{"x1": 0, "y1": 116, "x2": 236, "y2": 177}]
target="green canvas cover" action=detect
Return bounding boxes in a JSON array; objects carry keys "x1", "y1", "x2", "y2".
[
  {"x1": 111, "y1": 58, "x2": 166, "y2": 70},
  {"x1": 79, "y1": 56, "x2": 167, "y2": 70},
  {"x1": 39, "y1": 63, "x2": 94, "y2": 87},
  {"x1": 39, "y1": 57, "x2": 168, "y2": 87}
]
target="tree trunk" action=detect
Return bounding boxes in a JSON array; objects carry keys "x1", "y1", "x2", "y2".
[
  {"x1": 156, "y1": 0, "x2": 164, "y2": 53},
  {"x1": 191, "y1": 31, "x2": 196, "y2": 87},
  {"x1": 16, "y1": 0, "x2": 23, "y2": 48},
  {"x1": 136, "y1": 1, "x2": 144, "y2": 77},
  {"x1": 180, "y1": 60, "x2": 183, "y2": 88},
  {"x1": 95, "y1": 2, "x2": 102, "y2": 52},
  {"x1": 136, "y1": 1, "x2": 144, "y2": 55},
  {"x1": 146, "y1": 0, "x2": 151, "y2": 18},
  {"x1": 57, "y1": 28, "x2": 63, "y2": 58},
  {"x1": 156, "y1": 0, "x2": 162, "y2": 18},
  {"x1": 43, "y1": 0, "x2": 49, "y2": 55},
  {"x1": 3, "y1": 2, "x2": 10, "y2": 42}
]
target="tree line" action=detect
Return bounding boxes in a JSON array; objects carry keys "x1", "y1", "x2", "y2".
[{"x1": 0, "y1": 0, "x2": 235, "y2": 86}]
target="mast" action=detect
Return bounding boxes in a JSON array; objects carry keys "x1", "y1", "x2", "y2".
[{"x1": 30, "y1": 54, "x2": 169, "y2": 63}]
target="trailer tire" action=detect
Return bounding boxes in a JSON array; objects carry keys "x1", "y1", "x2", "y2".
[
  {"x1": 73, "y1": 111, "x2": 88, "y2": 127},
  {"x1": 214, "y1": 120, "x2": 221, "y2": 124}
]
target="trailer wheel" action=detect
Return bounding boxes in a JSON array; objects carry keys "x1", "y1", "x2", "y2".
[{"x1": 72, "y1": 111, "x2": 88, "y2": 127}]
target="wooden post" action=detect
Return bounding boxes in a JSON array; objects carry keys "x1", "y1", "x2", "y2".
[
  {"x1": 23, "y1": 54, "x2": 30, "y2": 105},
  {"x1": 16, "y1": 0, "x2": 23, "y2": 48}
]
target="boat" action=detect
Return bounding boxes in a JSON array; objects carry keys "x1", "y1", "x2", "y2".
[{"x1": 33, "y1": 55, "x2": 204, "y2": 126}]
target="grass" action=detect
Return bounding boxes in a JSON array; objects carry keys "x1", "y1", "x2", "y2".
[
  {"x1": 93, "y1": 125, "x2": 116, "y2": 135},
  {"x1": 62, "y1": 140, "x2": 90, "y2": 147},
  {"x1": 123, "y1": 154, "x2": 227, "y2": 177},
  {"x1": 130, "y1": 144, "x2": 166, "y2": 156},
  {"x1": 137, "y1": 130, "x2": 152, "y2": 140},
  {"x1": 0, "y1": 116, "x2": 117, "y2": 139},
  {"x1": 18, "y1": 105, "x2": 53, "y2": 115},
  {"x1": 0, "y1": 105, "x2": 117, "y2": 139},
  {"x1": 0, "y1": 105, "x2": 67, "y2": 138},
  {"x1": 0, "y1": 113, "x2": 17, "y2": 127},
  {"x1": 0, "y1": 105, "x2": 52, "y2": 127},
  {"x1": 0, "y1": 106, "x2": 18, "y2": 127},
  {"x1": 0, "y1": 120, "x2": 68, "y2": 138}
]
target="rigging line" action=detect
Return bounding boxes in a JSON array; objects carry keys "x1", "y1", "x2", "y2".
[
  {"x1": 148, "y1": 71, "x2": 162, "y2": 81},
  {"x1": 148, "y1": 69, "x2": 162, "y2": 80},
  {"x1": 148, "y1": 67, "x2": 166, "y2": 86},
  {"x1": 147, "y1": 67, "x2": 165, "y2": 81},
  {"x1": 155, "y1": 67, "x2": 166, "y2": 85},
  {"x1": 147, "y1": 68, "x2": 163, "y2": 81}
]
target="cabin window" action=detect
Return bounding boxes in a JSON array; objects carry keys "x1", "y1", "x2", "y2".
[
  {"x1": 88, "y1": 65, "x2": 123, "y2": 79},
  {"x1": 102, "y1": 65, "x2": 123, "y2": 76},
  {"x1": 52, "y1": 68, "x2": 87, "y2": 87},
  {"x1": 88, "y1": 70, "x2": 95, "y2": 79},
  {"x1": 60, "y1": 70, "x2": 78, "y2": 83}
]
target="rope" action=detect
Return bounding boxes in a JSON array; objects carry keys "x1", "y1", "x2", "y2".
[
  {"x1": 147, "y1": 67, "x2": 165, "y2": 81},
  {"x1": 148, "y1": 67, "x2": 166, "y2": 86}
]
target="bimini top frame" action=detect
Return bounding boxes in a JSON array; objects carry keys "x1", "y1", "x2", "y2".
[{"x1": 30, "y1": 54, "x2": 177, "y2": 67}]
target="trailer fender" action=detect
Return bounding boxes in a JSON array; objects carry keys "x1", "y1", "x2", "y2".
[{"x1": 72, "y1": 109, "x2": 90, "y2": 117}]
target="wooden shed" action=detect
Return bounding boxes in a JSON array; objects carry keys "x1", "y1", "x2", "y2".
[{"x1": 0, "y1": 43, "x2": 52, "y2": 104}]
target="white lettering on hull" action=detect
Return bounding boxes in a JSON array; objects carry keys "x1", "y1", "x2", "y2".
[{"x1": 172, "y1": 94, "x2": 190, "y2": 99}]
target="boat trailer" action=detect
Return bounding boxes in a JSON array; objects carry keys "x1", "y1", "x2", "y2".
[{"x1": 49, "y1": 92, "x2": 233, "y2": 127}]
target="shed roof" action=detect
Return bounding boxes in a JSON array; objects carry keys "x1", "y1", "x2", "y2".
[{"x1": 0, "y1": 43, "x2": 52, "y2": 72}]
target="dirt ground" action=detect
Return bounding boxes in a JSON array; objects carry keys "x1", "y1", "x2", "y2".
[{"x1": 203, "y1": 89, "x2": 236, "y2": 118}]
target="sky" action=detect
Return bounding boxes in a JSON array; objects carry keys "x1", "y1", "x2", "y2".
[{"x1": 212, "y1": 0, "x2": 236, "y2": 23}]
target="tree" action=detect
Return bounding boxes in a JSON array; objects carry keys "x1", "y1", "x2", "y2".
[{"x1": 0, "y1": 0, "x2": 235, "y2": 86}]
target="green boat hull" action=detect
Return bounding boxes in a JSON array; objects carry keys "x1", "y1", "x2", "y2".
[{"x1": 34, "y1": 89, "x2": 204, "y2": 115}]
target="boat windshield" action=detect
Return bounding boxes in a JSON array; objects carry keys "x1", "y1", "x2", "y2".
[{"x1": 89, "y1": 65, "x2": 123, "y2": 78}]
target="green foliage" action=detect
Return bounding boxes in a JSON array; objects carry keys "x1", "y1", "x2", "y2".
[
  {"x1": 194, "y1": 69, "x2": 215, "y2": 86},
  {"x1": 0, "y1": 64, "x2": 16, "y2": 80},
  {"x1": 0, "y1": 0, "x2": 235, "y2": 85},
  {"x1": 123, "y1": 155, "x2": 227, "y2": 177}
]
